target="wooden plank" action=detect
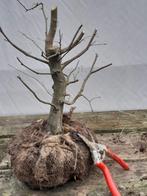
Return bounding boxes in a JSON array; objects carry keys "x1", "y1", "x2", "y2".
[
  {"x1": 0, "y1": 110, "x2": 147, "y2": 139},
  {"x1": 0, "y1": 110, "x2": 147, "y2": 195}
]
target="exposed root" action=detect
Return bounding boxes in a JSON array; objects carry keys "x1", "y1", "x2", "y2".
[{"x1": 8, "y1": 115, "x2": 94, "y2": 189}]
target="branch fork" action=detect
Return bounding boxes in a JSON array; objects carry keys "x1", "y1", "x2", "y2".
[{"x1": 1, "y1": 2, "x2": 112, "y2": 132}]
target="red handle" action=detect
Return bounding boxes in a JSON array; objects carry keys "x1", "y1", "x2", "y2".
[
  {"x1": 96, "y1": 162, "x2": 121, "y2": 196},
  {"x1": 106, "y1": 148, "x2": 129, "y2": 170}
]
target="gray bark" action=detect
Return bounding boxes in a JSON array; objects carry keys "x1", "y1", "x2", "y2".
[
  {"x1": 44, "y1": 7, "x2": 66, "y2": 134},
  {"x1": 47, "y1": 50, "x2": 66, "y2": 134}
]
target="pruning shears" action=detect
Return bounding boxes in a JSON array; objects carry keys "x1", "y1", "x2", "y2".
[{"x1": 78, "y1": 133, "x2": 129, "y2": 196}]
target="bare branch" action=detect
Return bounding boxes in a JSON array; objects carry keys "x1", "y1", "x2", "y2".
[
  {"x1": 62, "y1": 29, "x2": 97, "y2": 69},
  {"x1": 65, "y1": 61, "x2": 79, "y2": 85},
  {"x1": 73, "y1": 68, "x2": 80, "y2": 81},
  {"x1": 68, "y1": 25, "x2": 83, "y2": 49},
  {"x1": 65, "y1": 54, "x2": 112, "y2": 106},
  {"x1": 91, "y1": 63, "x2": 112, "y2": 74},
  {"x1": 17, "y1": 0, "x2": 42, "y2": 12},
  {"x1": 92, "y1": 42, "x2": 107, "y2": 46},
  {"x1": 67, "y1": 79, "x2": 79, "y2": 86},
  {"x1": 68, "y1": 61, "x2": 79, "y2": 79},
  {"x1": 17, "y1": 0, "x2": 27, "y2": 10},
  {"x1": 64, "y1": 54, "x2": 98, "y2": 105},
  {"x1": 58, "y1": 30, "x2": 63, "y2": 53},
  {"x1": 0, "y1": 27, "x2": 48, "y2": 64},
  {"x1": 81, "y1": 95, "x2": 100, "y2": 112},
  {"x1": 9, "y1": 63, "x2": 52, "y2": 97},
  {"x1": 61, "y1": 25, "x2": 83, "y2": 54},
  {"x1": 17, "y1": 1, "x2": 48, "y2": 38},
  {"x1": 40, "y1": 4, "x2": 48, "y2": 37},
  {"x1": 45, "y1": 7, "x2": 57, "y2": 52},
  {"x1": 82, "y1": 95, "x2": 94, "y2": 111},
  {"x1": 17, "y1": 76, "x2": 55, "y2": 108},
  {"x1": 53, "y1": 26, "x2": 84, "y2": 64},
  {"x1": 59, "y1": 32, "x2": 84, "y2": 63},
  {"x1": 69, "y1": 31, "x2": 84, "y2": 49},
  {"x1": 17, "y1": 57, "x2": 50, "y2": 75},
  {"x1": 20, "y1": 31, "x2": 45, "y2": 54}
]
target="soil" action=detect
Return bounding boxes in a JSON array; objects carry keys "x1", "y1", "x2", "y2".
[{"x1": 8, "y1": 114, "x2": 96, "y2": 189}]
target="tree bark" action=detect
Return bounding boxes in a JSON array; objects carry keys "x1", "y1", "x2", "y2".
[{"x1": 47, "y1": 51, "x2": 66, "y2": 134}]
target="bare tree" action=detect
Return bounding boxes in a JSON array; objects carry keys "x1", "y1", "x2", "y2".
[{"x1": 0, "y1": 1, "x2": 112, "y2": 135}]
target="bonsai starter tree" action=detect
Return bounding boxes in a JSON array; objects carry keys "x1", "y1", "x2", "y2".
[{"x1": 0, "y1": 1, "x2": 111, "y2": 189}]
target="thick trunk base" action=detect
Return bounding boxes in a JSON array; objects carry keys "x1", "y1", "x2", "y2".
[{"x1": 8, "y1": 117, "x2": 94, "y2": 189}]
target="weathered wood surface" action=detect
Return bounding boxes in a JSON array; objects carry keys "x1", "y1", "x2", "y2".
[
  {"x1": 1, "y1": 110, "x2": 147, "y2": 138},
  {"x1": 0, "y1": 110, "x2": 147, "y2": 195}
]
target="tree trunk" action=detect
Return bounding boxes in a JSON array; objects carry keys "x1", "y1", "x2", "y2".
[{"x1": 47, "y1": 51, "x2": 66, "y2": 134}]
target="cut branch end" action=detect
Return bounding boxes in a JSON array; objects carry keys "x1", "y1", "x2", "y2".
[{"x1": 45, "y1": 6, "x2": 58, "y2": 55}]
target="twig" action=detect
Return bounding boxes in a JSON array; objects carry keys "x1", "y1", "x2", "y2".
[
  {"x1": 64, "y1": 54, "x2": 98, "y2": 105},
  {"x1": 61, "y1": 25, "x2": 83, "y2": 54},
  {"x1": 17, "y1": 1, "x2": 48, "y2": 38},
  {"x1": 9, "y1": 63, "x2": 52, "y2": 97},
  {"x1": 67, "y1": 79, "x2": 79, "y2": 86},
  {"x1": 17, "y1": 57, "x2": 50, "y2": 75},
  {"x1": 40, "y1": 3, "x2": 48, "y2": 37},
  {"x1": 58, "y1": 30, "x2": 63, "y2": 53},
  {"x1": 17, "y1": 0, "x2": 42, "y2": 12},
  {"x1": 57, "y1": 30, "x2": 84, "y2": 63},
  {"x1": 81, "y1": 95, "x2": 100, "y2": 112},
  {"x1": 20, "y1": 31, "x2": 45, "y2": 54},
  {"x1": 73, "y1": 67, "x2": 80, "y2": 81},
  {"x1": 91, "y1": 63, "x2": 112, "y2": 74},
  {"x1": 60, "y1": 32, "x2": 84, "y2": 62},
  {"x1": 0, "y1": 27, "x2": 48, "y2": 64},
  {"x1": 67, "y1": 61, "x2": 79, "y2": 79},
  {"x1": 62, "y1": 29, "x2": 97, "y2": 69},
  {"x1": 17, "y1": 76, "x2": 55, "y2": 108},
  {"x1": 65, "y1": 54, "x2": 112, "y2": 105},
  {"x1": 66, "y1": 25, "x2": 83, "y2": 50},
  {"x1": 92, "y1": 43, "x2": 107, "y2": 46},
  {"x1": 66, "y1": 61, "x2": 80, "y2": 85}
]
